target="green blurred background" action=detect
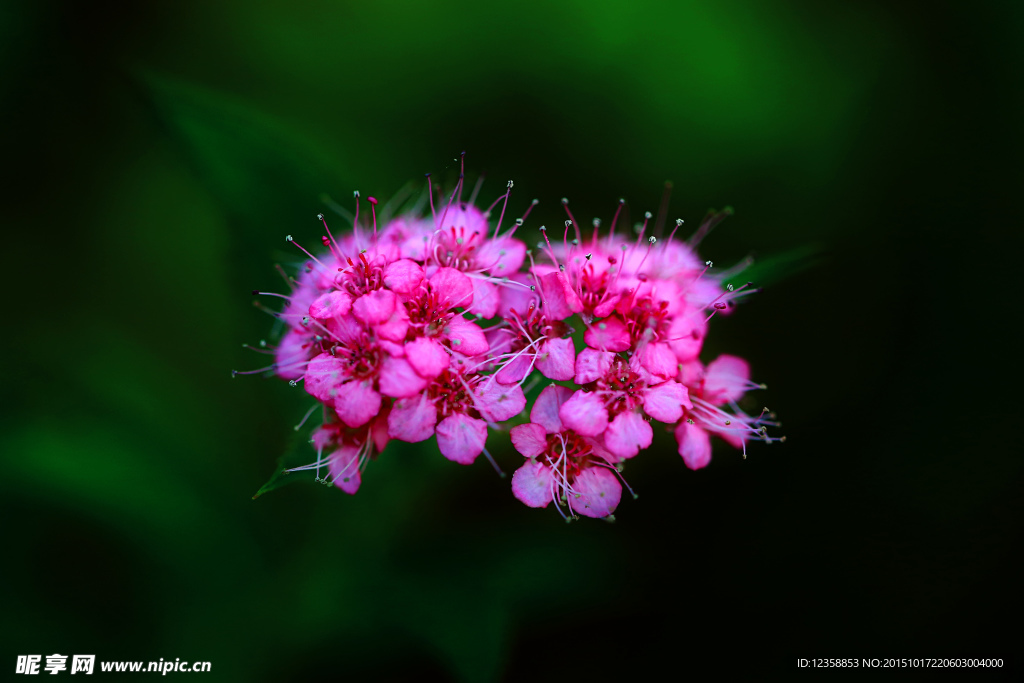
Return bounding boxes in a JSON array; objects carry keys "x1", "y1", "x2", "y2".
[{"x1": 2, "y1": 0, "x2": 1020, "y2": 679}]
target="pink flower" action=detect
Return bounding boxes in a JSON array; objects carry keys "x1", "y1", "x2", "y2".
[
  {"x1": 535, "y1": 269, "x2": 583, "y2": 320},
  {"x1": 400, "y1": 268, "x2": 490, "y2": 357},
  {"x1": 674, "y1": 354, "x2": 782, "y2": 469},
  {"x1": 273, "y1": 327, "x2": 319, "y2": 380},
  {"x1": 583, "y1": 282, "x2": 706, "y2": 378},
  {"x1": 239, "y1": 172, "x2": 783, "y2": 511},
  {"x1": 301, "y1": 325, "x2": 443, "y2": 430},
  {"x1": 509, "y1": 386, "x2": 627, "y2": 520},
  {"x1": 487, "y1": 301, "x2": 576, "y2": 385},
  {"x1": 256, "y1": 182, "x2": 535, "y2": 487},
  {"x1": 561, "y1": 353, "x2": 692, "y2": 459},
  {"x1": 424, "y1": 204, "x2": 528, "y2": 318},
  {"x1": 282, "y1": 412, "x2": 391, "y2": 495},
  {"x1": 388, "y1": 357, "x2": 526, "y2": 465},
  {"x1": 583, "y1": 314, "x2": 631, "y2": 352}
]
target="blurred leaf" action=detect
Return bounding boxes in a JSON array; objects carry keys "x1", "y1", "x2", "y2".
[
  {"x1": 724, "y1": 244, "x2": 822, "y2": 290},
  {"x1": 1, "y1": 423, "x2": 214, "y2": 542},
  {"x1": 134, "y1": 69, "x2": 347, "y2": 226}
]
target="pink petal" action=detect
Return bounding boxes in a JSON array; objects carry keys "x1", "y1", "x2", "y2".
[
  {"x1": 646, "y1": 278, "x2": 684, "y2": 316},
  {"x1": 574, "y1": 348, "x2": 614, "y2": 385},
  {"x1": 429, "y1": 266, "x2": 474, "y2": 309},
  {"x1": 274, "y1": 328, "x2": 313, "y2": 380},
  {"x1": 484, "y1": 326, "x2": 513, "y2": 357},
  {"x1": 468, "y1": 278, "x2": 499, "y2": 318},
  {"x1": 638, "y1": 342, "x2": 677, "y2": 380},
  {"x1": 309, "y1": 290, "x2": 352, "y2": 320},
  {"x1": 382, "y1": 259, "x2": 425, "y2": 294},
  {"x1": 405, "y1": 337, "x2": 449, "y2": 379},
  {"x1": 686, "y1": 278, "x2": 724, "y2": 312},
  {"x1": 569, "y1": 467, "x2": 621, "y2": 518},
  {"x1": 437, "y1": 204, "x2": 488, "y2": 233},
  {"x1": 667, "y1": 312, "x2": 706, "y2": 363},
  {"x1": 303, "y1": 353, "x2": 349, "y2": 402},
  {"x1": 583, "y1": 433, "x2": 618, "y2": 464},
  {"x1": 375, "y1": 305, "x2": 409, "y2": 342},
  {"x1": 445, "y1": 316, "x2": 489, "y2": 356},
  {"x1": 495, "y1": 353, "x2": 532, "y2": 385},
  {"x1": 536, "y1": 337, "x2": 575, "y2": 381},
  {"x1": 312, "y1": 262, "x2": 341, "y2": 291},
  {"x1": 435, "y1": 413, "x2": 487, "y2": 465},
  {"x1": 334, "y1": 380, "x2": 382, "y2": 428},
  {"x1": 476, "y1": 380, "x2": 527, "y2": 422},
  {"x1": 326, "y1": 313, "x2": 364, "y2": 345},
  {"x1": 677, "y1": 359, "x2": 704, "y2": 386},
  {"x1": 642, "y1": 380, "x2": 692, "y2": 423},
  {"x1": 382, "y1": 216, "x2": 431, "y2": 261},
  {"x1": 584, "y1": 315, "x2": 631, "y2": 352},
  {"x1": 476, "y1": 235, "x2": 527, "y2": 275},
  {"x1": 704, "y1": 354, "x2": 752, "y2": 405},
  {"x1": 283, "y1": 270, "x2": 320, "y2": 319},
  {"x1": 352, "y1": 289, "x2": 397, "y2": 325},
  {"x1": 329, "y1": 445, "x2": 362, "y2": 495},
  {"x1": 388, "y1": 392, "x2": 438, "y2": 443},
  {"x1": 379, "y1": 339, "x2": 406, "y2": 357},
  {"x1": 530, "y1": 384, "x2": 573, "y2": 433},
  {"x1": 715, "y1": 426, "x2": 746, "y2": 450},
  {"x1": 497, "y1": 273, "x2": 537, "y2": 318},
  {"x1": 592, "y1": 292, "x2": 621, "y2": 319},
  {"x1": 378, "y1": 356, "x2": 429, "y2": 398},
  {"x1": 603, "y1": 411, "x2": 653, "y2": 459},
  {"x1": 370, "y1": 411, "x2": 391, "y2": 453},
  {"x1": 676, "y1": 421, "x2": 712, "y2": 470},
  {"x1": 311, "y1": 425, "x2": 336, "y2": 453},
  {"x1": 558, "y1": 390, "x2": 609, "y2": 437},
  {"x1": 511, "y1": 460, "x2": 554, "y2": 508},
  {"x1": 538, "y1": 271, "x2": 583, "y2": 320},
  {"x1": 510, "y1": 423, "x2": 548, "y2": 458}
]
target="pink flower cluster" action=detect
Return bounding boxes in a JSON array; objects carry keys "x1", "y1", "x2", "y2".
[{"x1": 242, "y1": 168, "x2": 781, "y2": 520}]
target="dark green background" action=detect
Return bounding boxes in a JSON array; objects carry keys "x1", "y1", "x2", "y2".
[{"x1": 2, "y1": 0, "x2": 1020, "y2": 679}]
